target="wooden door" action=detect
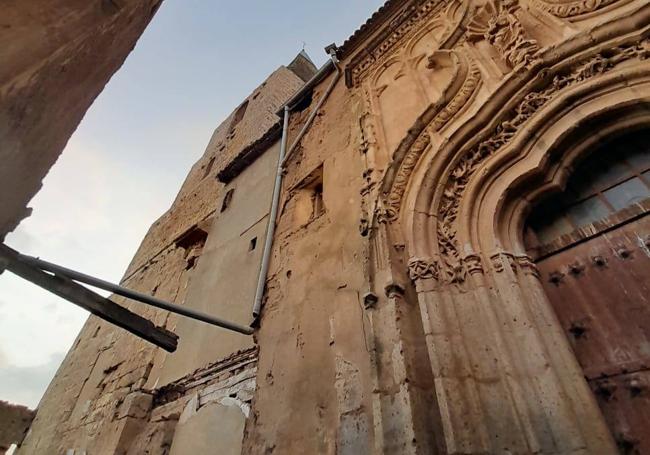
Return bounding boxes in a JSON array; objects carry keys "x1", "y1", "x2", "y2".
[{"x1": 526, "y1": 129, "x2": 650, "y2": 454}]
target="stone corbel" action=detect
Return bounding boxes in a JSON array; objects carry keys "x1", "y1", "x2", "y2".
[{"x1": 384, "y1": 282, "x2": 406, "y2": 299}]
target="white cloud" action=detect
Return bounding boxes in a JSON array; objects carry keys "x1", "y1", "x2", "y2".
[
  {"x1": 0, "y1": 131, "x2": 186, "y2": 404},
  {"x1": 0, "y1": 352, "x2": 66, "y2": 408}
]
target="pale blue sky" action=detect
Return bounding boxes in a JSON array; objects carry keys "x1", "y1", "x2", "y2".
[{"x1": 0, "y1": 0, "x2": 384, "y2": 407}]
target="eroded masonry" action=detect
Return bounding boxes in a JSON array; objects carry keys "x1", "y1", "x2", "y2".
[{"x1": 7, "y1": 0, "x2": 650, "y2": 453}]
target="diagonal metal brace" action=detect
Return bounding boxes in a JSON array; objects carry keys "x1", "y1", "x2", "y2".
[{"x1": 0, "y1": 244, "x2": 178, "y2": 352}]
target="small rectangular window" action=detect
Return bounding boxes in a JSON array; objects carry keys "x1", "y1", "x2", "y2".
[
  {"x1": 249, "y1": 237, "x2": 257, "y2": 251},
  {"x1": 221, "y1": 188, "x2": 234, "y2": 212}
]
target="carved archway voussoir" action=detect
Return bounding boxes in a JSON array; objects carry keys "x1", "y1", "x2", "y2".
[
  {"x1": 379, "y1": 51, "x2": 482, "y2": 224},
  {"x1": 425, "y1": 39, "x2": 649, "y2": 276},
  {"x1": 346, "y1": 0, "x2": 470, "y2": 88},
  {"x1": 531, "y1": 0, "x2": 627, "y2": 18}
]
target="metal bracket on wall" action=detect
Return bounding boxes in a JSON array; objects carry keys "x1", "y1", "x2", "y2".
[{"x1": 0, "y1": 244, "x2": 253, "y2": 353}]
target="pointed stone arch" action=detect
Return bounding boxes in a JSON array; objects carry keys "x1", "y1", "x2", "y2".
[{"x1": 371, "y1": 19, "x2": 650, "y2": 451}]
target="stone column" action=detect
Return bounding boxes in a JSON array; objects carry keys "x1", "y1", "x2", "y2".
[{"x1": 409, "y1": 251, "x2": 616, "y2": 454}]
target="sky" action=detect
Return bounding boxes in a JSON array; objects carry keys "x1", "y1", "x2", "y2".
[{"x1": 0, "y1": 0, "x2": 385, "y2": 408}]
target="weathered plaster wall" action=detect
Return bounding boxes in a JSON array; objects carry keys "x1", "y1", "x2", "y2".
[
  {"x1": 153, "y1": 140, "x2": 280, "y2": 387},
  {"x1": 123, "y1": 67, "x2": 305, "y2": 279},
  {"x1": 18, "y1": 63, "x2": 305, "y2": 454},
  {"x1": 0, "y1": 0, "x2": 162, "y2": 238},
  {"x1": 245, "y1": 0, "x2": 650, "y2": 453},
  {"x1": 18, "y1": 245, "x2": 192, "y2": 454},
  {"x1": 243, "y1": 71, "x2": 383, "y2": 454}
]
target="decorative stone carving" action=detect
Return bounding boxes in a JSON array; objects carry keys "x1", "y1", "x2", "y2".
[
  {"x1": 363, "y1": 291, "x2": 379, "y2": 309},
  {"x1": 446, "y1": 261, "x2": 467, "y2": 283},
  {"x1": 384, "y1": 134, "x2": 431, "y2": 222},
  {"x1": 382, "y1": 51, "x2": 482, "y2": 222},
  {"x1": 427, "y1": 52, "x2": 482, "y2": 132},
  {"x1": 436, "y1": 40, "x2": 649, "y2": 268},
  {"x1": 410, "y1": 253, "x2": 485, "y2": 285},
  {"x1": 346, "y1": 0, "x2": 470, "y2": 87},
  {"x1": 385, "y1": 282, "x2": 406, "y2": 298},
  {"x1": 467, "y1": 0, "x2": 539, "y2": 68},
  {"x1": 490, "y1": 251, "x2": 517, "y2": 273},
  {"x1": 516, "y1": 255, "x2": 541, "y2": 277},
  {"x1": 530, "y1": 0, "x2": 622, "y2": 18},
  {"x1": 407, "y1": 257, "x2": 440, "y2": 281},
  {"x1": 463, "y1": 253, "x2": 484, "y2": 276}
]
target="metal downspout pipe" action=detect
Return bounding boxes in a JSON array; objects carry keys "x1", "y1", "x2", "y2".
[
  {"x1": 251, "y1": 104, "x2": 290, "y2": 321},
  {"x1": 251, "y1": 50, "x2": 341, "y2": 322}
]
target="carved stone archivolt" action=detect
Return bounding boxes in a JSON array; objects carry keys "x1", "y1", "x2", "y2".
[
  {"x1": 383, "y1": 134, "x2": 430, "y2": 222},
  {"x1": 530, "y1": 0, "x2": 623, "y2": 18},
  {"x1": 407, "y1": 256, "x2": 440, "y2": 281},
  {"x1": 381, "y1": 51, "x2": 482, "y2": 222},
  {"x1": 436, "y1": 40, "x2": 649, "y2": 275},
  {"x1": 467, "y1": 0, "x2": 539, "y2": 68},
  {"x1": 346, "y1": 0, "x2": 470, "y2": 88}
]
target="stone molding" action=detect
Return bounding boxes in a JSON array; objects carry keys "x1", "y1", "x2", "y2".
[
  {"x1": 531, "y1": 0, "x2": 624, "y2": 18},
  {"x1": 435, "y1": 39, "x2": 648, "y2": 274},
  {"x1": 381, "y1": 51, "x2": 482, "y2": 223},
  {"x1": 467, "y1": 0, "x2": 540, "y2": 68},
  {"x1": 407, "y1": 251, "x2": 539, "y2": 285},
  {"x1": 346, "y1": 0, "x2": 469, "y2": 87}
]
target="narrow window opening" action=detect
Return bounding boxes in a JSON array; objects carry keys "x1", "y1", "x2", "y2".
[
  {"x1": 202, "y1": 157, "x2": 215, "y2": 179},
  {"x1": 311, "y1": 183, "x2": 325, "y2": 220},
  {"x1": 249, "y1": 237, "x2": 257, "y2": 251},
  {"x1": 228, "y1": 100, "x2": 249, "y2": 134},
  {"x1": 173, "y1": 223, "x2": 210, "y2": 270},
  {"x1": 289, "y1": 165, "x2": 325, "y2": 228},
  {"x1": 293, "y1": 90, "x2": 313, "y2": 112},
  {"x1": 221, "y1": 188, "x2": 235, "y2": 212}
]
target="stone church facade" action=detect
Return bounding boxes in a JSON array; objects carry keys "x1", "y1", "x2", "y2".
[{"x1": 13, "y1": 0, "x2": 650, "y2": 453}]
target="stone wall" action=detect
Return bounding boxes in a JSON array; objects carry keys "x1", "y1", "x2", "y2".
[
  {"x1": 14, "y1": 1, "x2": 650, "y2": 453},
  {"x1": 0, "y1": 401, "x2": 34, "y2": 453},
  {"x1": 123, "y1": 66, "x2": 305, "y2": 279},
  {"x1": 0, "y1": 0, "x2": 163, "y2": 238},
  {"x1": 17, "y1": 61, "x2": 306, "y2": 454},
  {"x1": 246, "y1": 0, "x2": 650, "y2": 453}
]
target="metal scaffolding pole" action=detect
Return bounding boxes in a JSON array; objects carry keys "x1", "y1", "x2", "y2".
[
  {"x1": 0, "y1": 244, "x2": 178, "y2": 352},
  {"x1": 16, "y1": 249, "x2": 254, "y2": 336}
]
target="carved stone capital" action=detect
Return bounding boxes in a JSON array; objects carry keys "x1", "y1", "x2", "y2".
[
  {"x1": 489, "y1": 251, "x2": 517, "y2": 273},
  {"x1": 408, "y1": 257, "x2": 440, "y2": 282},
  {"x1": 515, "y1": 255, "x2": 541, "y2": 278},
  {"x1": 462, "y1": 253, "x2": 485, "y2": 276}
]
